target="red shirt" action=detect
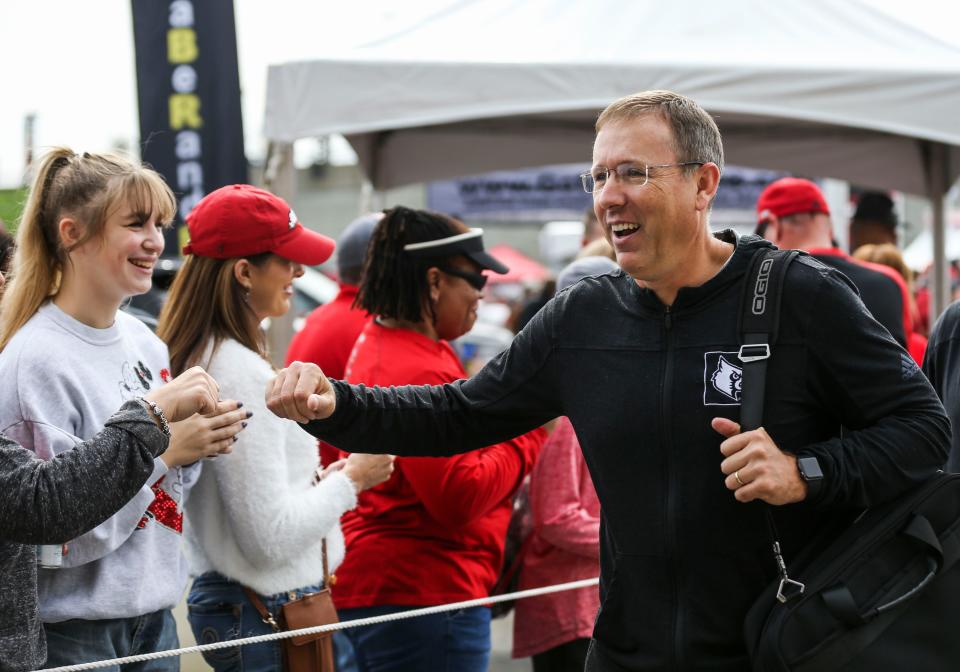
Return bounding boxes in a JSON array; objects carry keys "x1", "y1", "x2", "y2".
[
  {"x1": 285, "y1": 284, "x2": 371, "y2": 379},
  {"x1": 333, "y1": 321, "x2": 546, "y2": 608},
  {"x1": 285, "y1": 285, "x2": 371, "y2": 467},
  {"x1": 909, "y1": 331, "x2": 928, "y2": 366}
]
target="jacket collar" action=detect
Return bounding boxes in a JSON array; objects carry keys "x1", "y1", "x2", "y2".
[{"x1": 628, "y1": 231, "x2": 775, "y2": 312}]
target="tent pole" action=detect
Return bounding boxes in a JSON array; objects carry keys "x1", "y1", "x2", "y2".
[
  {"x1": 359, "y1": 178, "x2": 374, "y2": 213},
  {"x1": 263, "y1": 141, "x2": 299, "y2": 367},
  {"x1": 263, "y1": 141, "x2": 296, "y2": 198},
  {"x1": 358, "y1": 179, "x2": 386, "y2": 213},
  {"x1": 927, "y1": 142, "x2": 949, "y2": 322}
]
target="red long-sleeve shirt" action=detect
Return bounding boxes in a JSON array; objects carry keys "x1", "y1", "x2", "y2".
[
  {"x1": 333, "y1": 321, "x2": 545, "y2": 608},
  {"x1": 285, "y1": 284, "x2": 371, "y2": 379},
  {"x1": 285, "y1": 284, "x2": 372, "y2": 467}
]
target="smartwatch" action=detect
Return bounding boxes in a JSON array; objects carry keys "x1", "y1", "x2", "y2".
[{"x1": 796, "y1": 455, "x2": 824, "y2": 500}]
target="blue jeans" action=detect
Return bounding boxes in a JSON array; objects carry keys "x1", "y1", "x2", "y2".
[
  {"x1": 43, "y1": 609, "x2": 179, "y2": 671},
  {"x1": 339, "y1": 605, "x2": 491, "y2": 672},
  {"x1": 187, "y1": 572, "x2": 355, "y2": 672}
]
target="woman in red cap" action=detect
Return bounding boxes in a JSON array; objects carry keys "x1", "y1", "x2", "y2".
[
  {"x1": 333, "y1": 206, "x2": 546, "y2": 672},
  {"x1": 157, "y1": 184, "x2": 394, "y2": 671}
]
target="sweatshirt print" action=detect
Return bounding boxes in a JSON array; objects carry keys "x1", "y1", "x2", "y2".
[{"x1": 0, "y1": 302, "x2": 197, "y2": 622}]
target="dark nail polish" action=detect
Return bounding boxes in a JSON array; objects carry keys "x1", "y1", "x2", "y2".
[
  {"x1": 233, "y1": 436, "x2": 239, "y2": 442},
  {"x1": 246, "y1": 410, "x2": 253, "y2": 418},
  {"x1": 237, "y1": 401, "x2": 244, "y2": 408},
  {"x1": 242, "y1": 421, "x2": 248, "y2": 428}
]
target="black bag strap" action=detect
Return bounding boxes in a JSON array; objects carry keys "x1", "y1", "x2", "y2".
[
  {"x1": 738, "y1": 247, "x2": 804, "y2": 603},
  {"x1": 738, "y1": 247, "x2": 799, "y2": 432}
]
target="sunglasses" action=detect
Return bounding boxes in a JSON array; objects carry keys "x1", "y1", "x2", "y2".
[{"x1": 438, "y1": 266, "x2": 487, "y2": 290}]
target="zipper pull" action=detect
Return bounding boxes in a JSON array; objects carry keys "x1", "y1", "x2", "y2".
[{"x1": 664, "y1": 306, "x2": 672, "y2": 330}]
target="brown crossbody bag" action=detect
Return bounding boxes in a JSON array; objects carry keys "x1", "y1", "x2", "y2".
[{"x1": 244, "y1": 539, "x2": 339, "y2": 672}]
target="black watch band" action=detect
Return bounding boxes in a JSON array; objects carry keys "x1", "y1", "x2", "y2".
[{"x1": 796, "y1": 455, "x2": 823, "y2": 500}]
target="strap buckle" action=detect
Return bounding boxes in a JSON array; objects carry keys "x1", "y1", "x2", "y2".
[
  {"x1": 777, "y1": 576, "x2": 806, "y2": 604},
  {"x1": 738, "y1": 344, "x2": 771, "y2": 363},
  {"x1": 261, "y1": 611, "x2": 281, "y2": 632},
  {"x1": 772, "y1": 541, "x2": 805, "y2": 603}
]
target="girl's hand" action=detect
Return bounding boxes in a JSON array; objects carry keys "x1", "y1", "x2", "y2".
[
  {"x1": 144, "y1": 366, "x2": 220, "y2": 422},
  {"x1": 161, "y1": 400, "x2": 250, "y2": 467},
  {"x1": 315, "y1": 459, "x2": 347, "y2": 482}
]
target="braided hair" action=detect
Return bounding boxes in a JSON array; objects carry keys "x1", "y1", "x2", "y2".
[{"x1": 355, "y1": 206, "x2": 469, "y2": 323}]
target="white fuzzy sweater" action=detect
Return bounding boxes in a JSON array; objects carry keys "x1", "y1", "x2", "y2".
[{"x1": 184, "y1": 338, "x2": 356, "y2": 595}]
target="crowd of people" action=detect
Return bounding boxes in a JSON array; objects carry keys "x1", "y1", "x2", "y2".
[{"x1": 0, "y1": 87, "x2": 957, "y2": 672}]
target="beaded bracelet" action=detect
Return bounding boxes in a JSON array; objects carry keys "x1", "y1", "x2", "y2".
[{"x1": 138, "y1": 397, "x2": 171, "y2": 437}]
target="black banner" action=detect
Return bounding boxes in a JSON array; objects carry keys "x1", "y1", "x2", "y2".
[{"x1": 131, "y1": 0, "x2": 247, "y2": 255}]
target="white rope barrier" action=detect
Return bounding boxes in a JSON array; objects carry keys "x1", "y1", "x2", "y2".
[{"x1": 39, "y1": 577, "x2": 600, "y2": 672}]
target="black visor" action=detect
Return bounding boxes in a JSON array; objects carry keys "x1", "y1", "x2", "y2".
[{"x1": 403, "y1": 229, "x2": 509, "y2": 274}]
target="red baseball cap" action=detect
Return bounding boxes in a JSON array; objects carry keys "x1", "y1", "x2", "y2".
[
  {"x1": 756, "y1": 178, "x2": 830, "y2": 224},
  {"x1": 183, "y1": 185, "x2": 335, "y2": 265}
]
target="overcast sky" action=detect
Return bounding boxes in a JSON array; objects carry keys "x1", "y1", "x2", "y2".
[
  {"x1": 0, "y1": 0, "x2": 452, "y2": 187},
  {"x1": 0, "y1": 0, "x2": 957, "y2": 188}
]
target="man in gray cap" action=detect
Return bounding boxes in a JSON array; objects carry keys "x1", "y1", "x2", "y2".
[{"x1": 285, "y1": 213, "x2": 380, "y2": 464}]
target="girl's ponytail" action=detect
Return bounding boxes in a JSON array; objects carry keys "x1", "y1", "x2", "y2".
[{"x1": 0, "y1": 148, "x2": 76, "y2": 350}]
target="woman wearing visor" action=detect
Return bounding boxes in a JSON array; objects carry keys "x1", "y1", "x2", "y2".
[{"x1": 334, "y1": 206, "x2": 546, "y2": 672}]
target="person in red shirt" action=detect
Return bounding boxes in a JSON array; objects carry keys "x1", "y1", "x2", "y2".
[
  {"x1": 335, "y1": 206, "x2": 546, "y2": 672},
  {"x1": 285, "y1": 213, "x2": 379, "y2": 466}
]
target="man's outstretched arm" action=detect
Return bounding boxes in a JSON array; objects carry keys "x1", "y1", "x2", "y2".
[{"x1": 268, "y1": 303, "x2": 562, "y2": 458}]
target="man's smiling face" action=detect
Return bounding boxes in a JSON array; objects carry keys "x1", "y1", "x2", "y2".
[{"x1": 592, "y1": 114, "x2": 703, "y2": 288}]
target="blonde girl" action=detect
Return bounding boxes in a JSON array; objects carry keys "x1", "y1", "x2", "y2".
[{"x1": 0, "y1": 148, "x2": 246, "y2": 668}]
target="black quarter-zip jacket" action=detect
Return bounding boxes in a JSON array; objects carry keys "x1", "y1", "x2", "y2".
[{"x1": 304, "y1": 232, "x2": 949, "y2": 671}]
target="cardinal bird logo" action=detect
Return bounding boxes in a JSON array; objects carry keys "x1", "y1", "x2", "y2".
[{"x1": 711, "y1": 356, "x2": 743, "y2": 402}]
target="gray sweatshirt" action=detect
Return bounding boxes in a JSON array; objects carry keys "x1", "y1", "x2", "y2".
[
  {"x1": 0, "y1": 303, "x2": 197, "y2": 622},
  {"x1": 0, "y1": 401, "x2": 168, "y2": 672}
]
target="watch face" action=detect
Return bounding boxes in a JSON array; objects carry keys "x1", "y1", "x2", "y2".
[{"x1": 798, "y1": 456, "x2": 823, "y2": 481}]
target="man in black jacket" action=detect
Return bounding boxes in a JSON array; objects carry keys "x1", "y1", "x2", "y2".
[{"x1": 268, "y1": 90, "x2": 950, "y2": 672}]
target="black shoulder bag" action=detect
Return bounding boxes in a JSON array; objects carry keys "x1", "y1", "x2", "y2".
[{"x1": 739, "y1": 248, "x2": 960, "y2": 672}]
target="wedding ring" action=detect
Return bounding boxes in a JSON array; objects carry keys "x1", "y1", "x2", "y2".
[{"x1": 735, "y1": 470, "x2": 745, "y2": 487}]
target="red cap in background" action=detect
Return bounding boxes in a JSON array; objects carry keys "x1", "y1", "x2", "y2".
[
  {"x1": 756, "y1": 177, "x2": 830, "y2": 224},
  {"x1": 183, "y1": 184, "x2": 335, "y2": 265}
]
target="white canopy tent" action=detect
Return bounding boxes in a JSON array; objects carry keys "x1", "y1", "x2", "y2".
[{"x1": 264, "y1": 0, "x2": 960, "y2": 315}]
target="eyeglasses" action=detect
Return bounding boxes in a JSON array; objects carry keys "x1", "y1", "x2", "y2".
[
  {"x1": 580, "y1": 162, "x2": 704, "y2": 193},
  {"x1": 438, "y1": 266, "x2": 488, "y2": 290}
]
